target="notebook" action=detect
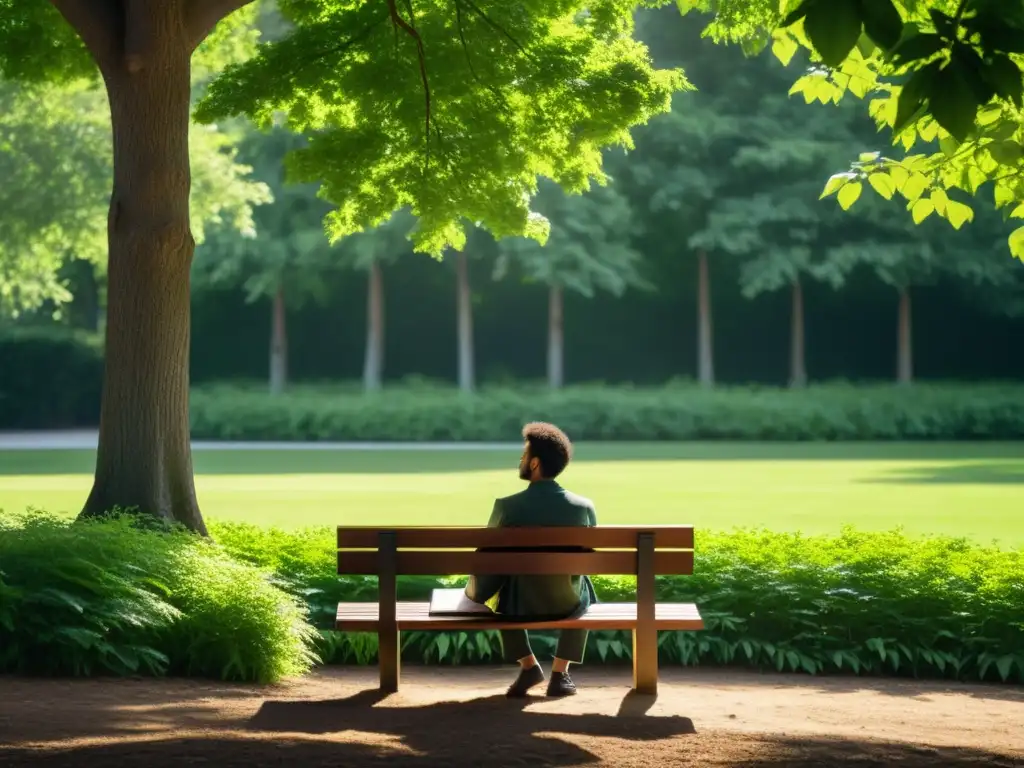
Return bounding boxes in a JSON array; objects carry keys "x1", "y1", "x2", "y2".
[{"x1": 428, "y1": 588, "x2": 495, "y2": 617}]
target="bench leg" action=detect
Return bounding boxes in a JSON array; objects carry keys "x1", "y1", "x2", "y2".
[
  {"x1": 379, "y1": 630, "x2": 400, "y2": 693},
  {"x1": 632, "y1": 627, "x2": 658, "y2": 695}
]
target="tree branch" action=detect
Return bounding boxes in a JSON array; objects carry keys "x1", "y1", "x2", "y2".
[
  {"x1": 49, "y1": 0, "x2": 122, "y2": 68},
  {"x1": 183, "y1": 0, "x2": 256, "y2": 50}
]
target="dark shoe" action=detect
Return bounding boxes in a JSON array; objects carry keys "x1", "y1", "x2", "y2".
[
  {"x1": 546, "y1": 671, "x2": 577, "y2": 697},
  {"x1": 506, "y1": 664, "x2": 545, "y2": 697}
]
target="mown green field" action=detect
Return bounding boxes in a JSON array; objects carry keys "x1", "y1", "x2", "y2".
[{"x1": 1, "y1": 442, "x2": 1022, "y2": 544}]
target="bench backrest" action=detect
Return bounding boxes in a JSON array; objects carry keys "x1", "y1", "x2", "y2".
[{"x1": 336, "y1": 525, "x2": 695, "y2": 576}]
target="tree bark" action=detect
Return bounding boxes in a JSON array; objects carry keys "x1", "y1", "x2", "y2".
[
  {"x1": 697, "y1": 250, "x2": 715, "y2": 388},
  {"x1": 547, "y1": 283, "x2": 565, "y2": 389},
  {"x1": 789, "y1": 278, "x2": 807, "y2": 388},
  {"x1": 363, "y1": 260, "x2": 385, "y2": 392},
  {"x1": 76, "y1": 2, "x2": 208, "y2": 533},
  {"x1": 897, "y1": 287, "x2": 913, "y2": 386},
  {"x1": 455, "y1": 250, "x2": 475, "y2": 393},
  {"x1": 269, "y1": 286, "x2": 287, "y2": 395}
]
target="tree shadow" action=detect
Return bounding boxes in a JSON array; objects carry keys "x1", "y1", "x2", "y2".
[{"x1": 862, "y1": 462, "x2": 1024, "y2": 485}]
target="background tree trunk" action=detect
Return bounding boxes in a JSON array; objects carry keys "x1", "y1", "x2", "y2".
[
  {"x1": 269, "y1": 286, "x2": 287, "y2": 395},
  {"x1": 697, "y1": 250, "x2": 715, "y2": 388},
  {"x1": 79, "y1": 11, "x2": 206, "y2": 534},
  {"x1": 455, "y1": 250, "x2": 475, "y2": 393},
  {"x1": 547, "y1": 283, "x2": 564, "y2": 389},
  {"x1": 897, "y1": 287, "x2": 913, "y2": 385},
  {"x1": 363, "y1": 260, "x2": 385, "y2": 392},
  {"x1": 789, "y1": 278, "x2": 807, "y2": 388}
]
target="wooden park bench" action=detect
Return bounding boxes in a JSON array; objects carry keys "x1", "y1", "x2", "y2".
[{"x1": 335, "y1": 525, "x2": 703, "y2": 695}]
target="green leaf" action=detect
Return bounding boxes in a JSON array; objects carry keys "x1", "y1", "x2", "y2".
[
  {"x1": 899, "y1": 171, "x2": 930, "y2": 201},
  {"x1": 945, "y1": 199, "x2": 974, "y2": 229},
  {"x1": 987, "y1": 139, "x2": 1022, "y2": 164},
  {"x1": 985, "y1": 54, "x2": 1024, "y2": 108},
  {"x1": 928, "y1": 61, "x2": 981, "y2": 142},
  {"x1": 780, "y1": 0, "x2": 818, "y2": 28},
  {"x1": 995, "y1": 654, "x2": 1016, "y2": 682},
  {"x1": 1009, "y1": 226, "x2": 1024, "y2": 260},
  {"x1": 939, "y1": 134, "x2": 959, "y2": 157},
  {"x1": 859, "y1": 0, "x2": 904, "y2": 50},
  {"x1": 893, "y1": 64, "x2": 938, "y2": 136},
  {"x1": 803, "y1": 0, "x2": 863, "y2": 68},
  {"x1": 889, "y1": 32, "x2": 946, "y2": 66},
  {"x1": 772, "y1": 33, "x2": 800, "y2": 66},
  {"x1": 927, "y1": 9, "x2": 957, "y2": 40},
  {"x1": 911, "y1": 198, "x2": 935, "y2": 223},
  {"x1": 837, "y1": 180, "x2": 863, "y2": 209},
  {"x1": 952, "y1": 43, "x2": 997, "y2": 106},
  {"x1": 868, "y1": 172, "x2": 896, "y2": 199},
  {"x1": 822, "y1": 172, "x2": 857, "y2": 198},
  {"x1": 436, "y1": 633, "x2": 450, "y2": 660}
]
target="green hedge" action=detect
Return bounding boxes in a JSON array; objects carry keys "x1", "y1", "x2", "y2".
[
  {"x1": 189, "y1": 381, "x2": 1024, "y2": 441},
  {"x1": 3, "y1": 510, "x2": 1020, "y2": 684},
  {"x1": 212, "y1": 521, "x2": 1024, "y2": 681},
  {"x1": 0, "y1": 327, "x2": 103, "y2": 429}
]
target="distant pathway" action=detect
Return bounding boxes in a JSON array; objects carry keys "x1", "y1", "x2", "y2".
[{"x1": 0, "y1": 430, "x2": 519, "y2": 452}]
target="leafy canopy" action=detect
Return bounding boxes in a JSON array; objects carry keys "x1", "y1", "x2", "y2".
[
  {"x1": 678, "y1": 0, "x2": 1024, "y2": 261},
  {"x1": 195, "y1": 0, "x2": 687, "y2": 255},
  {"x1": 492, "y1": 177, "x2": 649, "y2": 297}
]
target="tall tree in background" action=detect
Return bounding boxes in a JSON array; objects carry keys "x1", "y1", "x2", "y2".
[
  {"x1": 494, "y1": 179, "x2": 649, "y2": 388},
  {"x1": 687, "y1": 90, "x2": 874, "y2": 387},
  {"x1": 193, "y1": 126, "x2": 336, "y2": 395},
  {"x1": 2, "y1": 1, "x2": 681, "y2": 532},
  {"x1": 830, "y1": 196, "x2": 1022, "y2": 385},
  {"x1": 336, "y1": 209, "x2": 417, "y2": 392},
  {"x1": 452, "y1": 247, "x2": 478, "y2": 393}
]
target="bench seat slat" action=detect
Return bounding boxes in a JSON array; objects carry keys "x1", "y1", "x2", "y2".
[{"x1": 335, "y1": 601, "x2": 704, "y2": 632}]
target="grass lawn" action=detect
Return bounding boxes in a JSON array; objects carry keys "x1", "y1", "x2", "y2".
[{"x1": 1, "y1": 442, "x2": 1022, "y2": 544}]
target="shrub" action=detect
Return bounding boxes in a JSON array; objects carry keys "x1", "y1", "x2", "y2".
[
  {"x1": 4, "y1": 512, "x2": 1021, "y2": 683},
  {"x1": 0, "y1": 327, "x2": 103, "y2": 429},
  {"x1": 210, "y1": 520, "x2": 1024, "y2": 683},
  {"x1": 189, "y1": 381, "x2": 1024, "y2": 442},
  {"x1": 0, "y1": 510, "x2": 318, "y2": 682}
]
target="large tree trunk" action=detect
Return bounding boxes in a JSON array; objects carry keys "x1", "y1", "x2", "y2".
[
  {"x1": 547, "y1": 283, "x2": 564, "y2": 389},
  {"x1": 697, "y1": 250, "x2": 715, "y2": 388},
  {"x1": 76, "y1": 3, "x2": 208, "y2": 533},
  {"x1": 363, "y1": 260, "x2": 385, "y2": 392},
  {"x1": 789, "y1": 278, "x2": 807, "y2": 388},
  {"x1": 269, "y1": 286, "x2": 287, "y2": 395},
  {"x1": 897, "y1": 287, "x2": 913, "y2": 386},
  {"x1": 455, "y1": 250, "x2": 475, "y2": 393}
]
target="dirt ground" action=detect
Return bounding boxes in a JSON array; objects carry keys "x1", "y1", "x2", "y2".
[{"x1": 1, "y1": 666, "x2": 1021, "y2": 767}]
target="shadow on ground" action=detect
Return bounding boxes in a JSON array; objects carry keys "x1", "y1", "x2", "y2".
[
  {"x1": 863, "y1": 462, "x2": 1024, "y2": 485},
  {"x1": 0, "y1": 686, "x2": 1018, "y2": 768}
]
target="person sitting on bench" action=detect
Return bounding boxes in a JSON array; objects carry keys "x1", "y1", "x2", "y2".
[{"x1": 464, "y1": 421, "x2": 598, "y2": 698}]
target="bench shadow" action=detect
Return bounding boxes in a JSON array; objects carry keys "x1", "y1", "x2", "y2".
[{"x1": 247, "y1": 688, "x2": 694, "y2": 743}]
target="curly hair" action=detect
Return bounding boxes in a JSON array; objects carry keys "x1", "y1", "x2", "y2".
[{"x1": 522, "y1": 422, "x2": 573, "y2": 479}]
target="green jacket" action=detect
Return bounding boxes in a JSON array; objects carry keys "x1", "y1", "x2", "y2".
[{"x1": 464, "y1": 479, "x2": 598, "y2": 619}]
